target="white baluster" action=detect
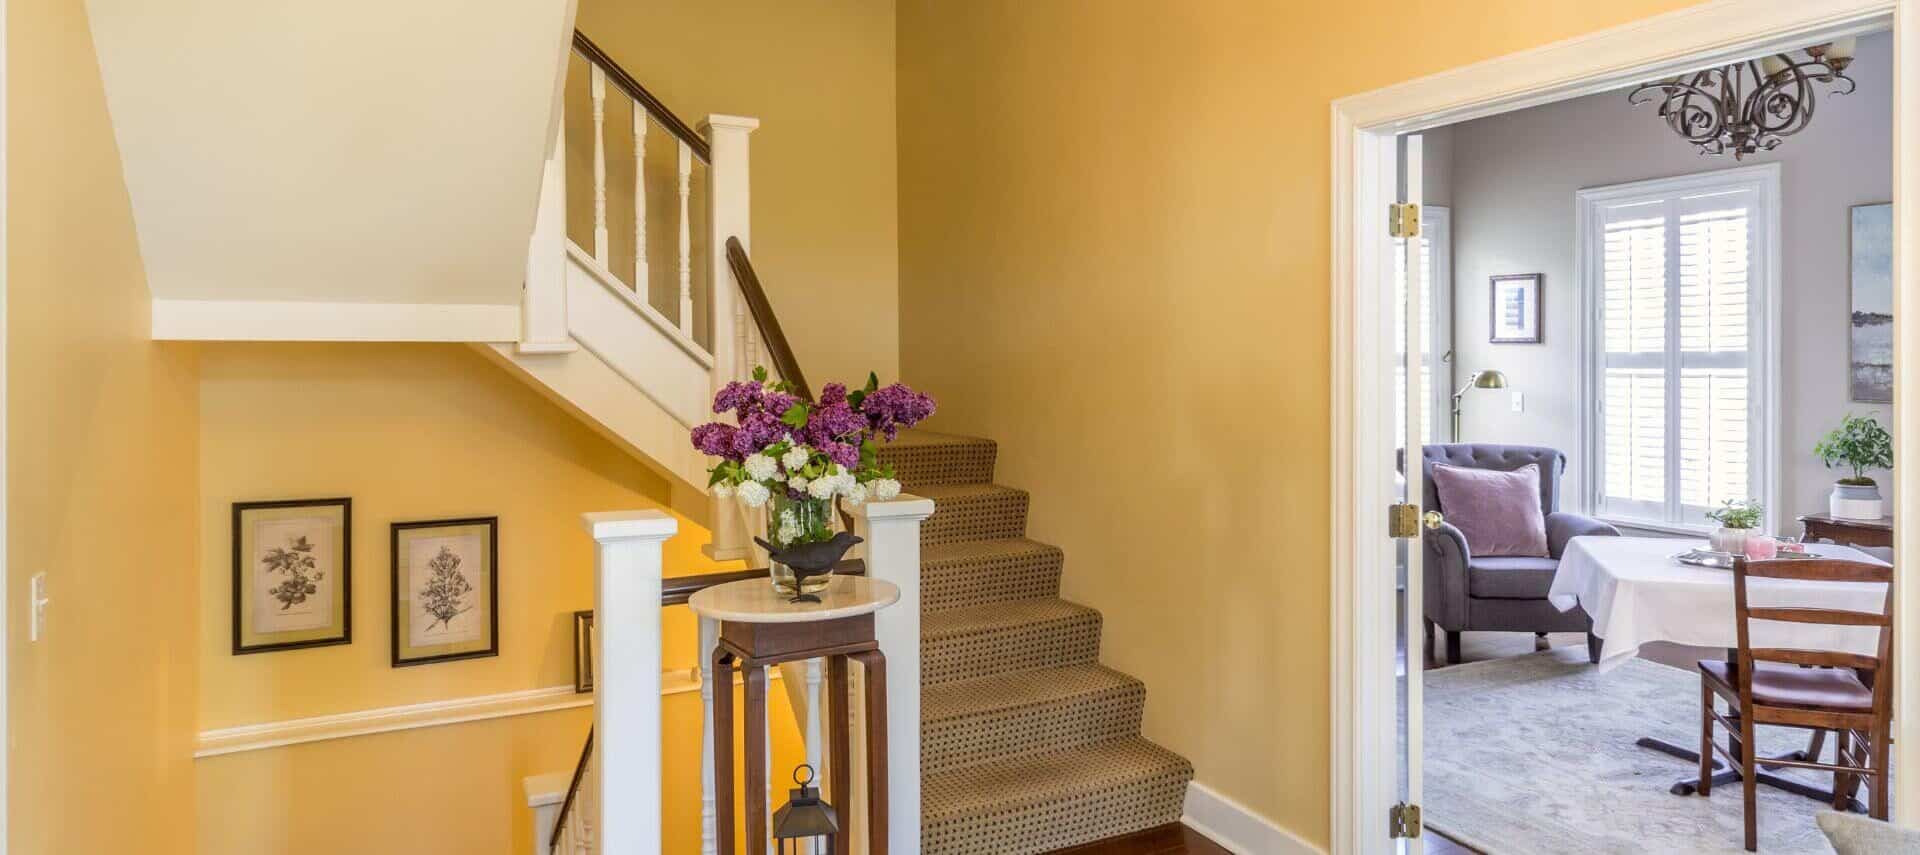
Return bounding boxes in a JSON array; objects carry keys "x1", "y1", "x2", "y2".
[
  {"x1": 633, "y1": 106, "x2": 649, "y2": 293},
  {"x1": 677, "y1": 140, "x2": 694, "y2": 335},
  {"x1": 854, "y1": 496, "x2": 934, "y2": 855},
  {"x1": 805, "y1": 659, "x2": 825, "y2": 855},
  {"x1": 698, "y1": 616, "x2": 721, "y2": 855},
  {"x1": 590, "y1": 65, "x2": 609, "y2": 267}
]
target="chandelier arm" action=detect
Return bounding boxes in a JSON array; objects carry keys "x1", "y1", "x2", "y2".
[{"x1": 1628, "y1": 78, "x2": 1729, "y2": 144}]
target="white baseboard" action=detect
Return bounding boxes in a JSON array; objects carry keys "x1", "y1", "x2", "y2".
[{"x1": 1183, "y1": 780, "x2": 1325, "y2": 855}]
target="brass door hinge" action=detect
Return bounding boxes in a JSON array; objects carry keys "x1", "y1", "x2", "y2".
[
  {"x1": 1389, "y1": 503, "x2": 1420, "y2": 539},
  {"x1": 1388, "y1": 202, "x2": 1421, "y2": 238},
  {"x1": 1390, "y1": 802, "x2": 1422, "y2": 839}
]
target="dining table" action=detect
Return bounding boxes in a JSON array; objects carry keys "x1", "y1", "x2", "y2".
[{"x1": 1547, "y1": 535, "x2": 1891, "y2": 811}]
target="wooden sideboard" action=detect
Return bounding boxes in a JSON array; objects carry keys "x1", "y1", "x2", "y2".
[{"x1": 1797, "y1": 512, "x2": 1893, "y2": 548}]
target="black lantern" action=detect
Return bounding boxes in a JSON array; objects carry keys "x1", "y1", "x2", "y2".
[{"x1": 772, "y1": 764, "x2": 838, "y2": 854}]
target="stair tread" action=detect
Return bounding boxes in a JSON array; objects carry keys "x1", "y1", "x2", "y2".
[
  {"x1": 912, "y1": 482, "x2": 1025, "y2": 500},
  {"x1": 924, "y1": 664, "x2": 1139, "y2": 723},
  {"x1": 923, "y1": 598, "x2": 1096, "y2": 640},
  {"x1": 923, "y1": 537, "x2": 1060, "y2": 565},
  {"x1": 923, "y1": 737, "x2": 1193, "y2": 819},
  {"x1": 882, "y1": 429, "x2": 994, "y2": 448}
]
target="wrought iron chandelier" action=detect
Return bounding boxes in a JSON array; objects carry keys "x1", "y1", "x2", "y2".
[{"x1": 1628, "y1": 39, "x2": 1857, "y2": 159}]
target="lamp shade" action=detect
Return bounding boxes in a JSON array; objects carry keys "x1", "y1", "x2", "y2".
[{"x1": 1473, "y1": 370, "x2": 1508, "y2": 389}]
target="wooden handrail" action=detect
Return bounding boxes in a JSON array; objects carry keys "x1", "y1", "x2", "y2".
[
  {"x1": 572, "y1": 30, "x2": 712, "y2": 164},
  {"x1": 726, "y1": 237, "x2": 813, "y2": 401},
  {"x1": 549, "y1": 727, "x2": 595, "y2": 852}
]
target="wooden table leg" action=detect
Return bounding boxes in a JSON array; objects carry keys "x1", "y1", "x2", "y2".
[
  {"x1": 745, "y1": 662, "x2": 769, "y2": 855},
  {"x1": 712, "y1": 649, "x2": 736, "y2": 855},
  {"x1": 828, "y1": 654, "x2": 851, "y2": 855},
  {"x1": 851, "y1": 649, "x2": 888, "y2": 855}
]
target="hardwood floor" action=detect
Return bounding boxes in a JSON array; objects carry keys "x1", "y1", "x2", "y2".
[
  {"x1": 1425, "y1": 827, "x2": 1481, "y2": 854},
  {"x1": 1053, "y1": 823, "x2": 1231, "y2": 854}
]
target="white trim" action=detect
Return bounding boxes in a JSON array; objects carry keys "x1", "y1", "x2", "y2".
[
  {"x1": 1181, "y1": 781, "x2": 1323, "y2": 855},
  {"x1": 564, "y1": 240, "x2": 714, "y2": 368},
  {"x1": 150, "y1": 299, "x2": 522, "y2": 342},
  {"x1": 1, "y1": 0, "x2": 11, "y2": 843},
  {"x1": 192, "y1": 667, "x2": 781, "y2": 758},
  {"x1": 1331, "y1": 2, "x2": 1914, "y2": 851},
  {"x1": 1572, "y1": 163, "x2": 1783, "y2": 533}
]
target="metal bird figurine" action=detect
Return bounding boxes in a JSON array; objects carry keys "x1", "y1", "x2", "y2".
[{"x1": 756, "y1": 531, "x2": 863, "y2": 603}]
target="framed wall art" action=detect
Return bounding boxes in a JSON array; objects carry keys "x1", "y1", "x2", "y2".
[
  {"x1": 1850, "y1": 202, "x2": 1893, "y2": 403},
  {"x1": 232, "y1": 498, "x2": 352, "y2": 654},
  {"x1": 1489, "y1": 273, "x2": 1543, "y2": 344},
  {"x1": 391, "y1": 516, "x2": 499, "y2": 667}
]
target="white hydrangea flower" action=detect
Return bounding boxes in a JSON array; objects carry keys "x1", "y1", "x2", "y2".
[
  {"x1": 788, "y1": 475, "x2": 809, "y2": 493},
  {"x1": 873, "y1": 478, "x2": 902, "y2": 501},
  {"x1": 838, "y1": 472, "x2": 859, "y2": 493},
  {"x1": 843, "y1": 482, "x2": 869, "y2": 506},
  {"x1": 777, "y1": 519, "x2": 802, "y2": 544},
  {"x1": 737, "y1": 480, "x2": 770, "y2": 508},
  {"x1": 744, "y1": 454, "x2": 778, "y2": 481},
  {"x1": 807, "y1": 477, "x2": 837, "y2": 500},
  {"x1": 712, "y1": 482, "x2": 734, "y2": 500},
  {"x1": 781, "y1": 445, "x2": 811, "y2": 471},
  {"x1": 779, "y1": 507, "x2": 797, "y2": 526}
]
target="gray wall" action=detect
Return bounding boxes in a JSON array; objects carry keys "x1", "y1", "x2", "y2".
[{"x1": 1445, "y1": 33, "x2": 1893, "y2": 525}]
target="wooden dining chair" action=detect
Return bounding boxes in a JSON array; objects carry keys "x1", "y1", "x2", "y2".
[{"x1": 1696, "y1": 556, "x2": 1894, "y2": 851}]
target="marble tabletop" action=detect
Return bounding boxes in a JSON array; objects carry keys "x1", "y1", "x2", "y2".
[{"x1": 687, "y1": 575, "x2": 900, "y2": 624}]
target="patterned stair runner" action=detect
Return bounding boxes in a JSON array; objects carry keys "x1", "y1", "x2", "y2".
[{"x1": 877, "y1": 431, "x2": 1194, "y2": 854}]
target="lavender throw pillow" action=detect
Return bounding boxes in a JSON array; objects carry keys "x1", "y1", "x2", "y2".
[{"x1": 1430, "y1": 462, "x2": 1549, "y2": 557}]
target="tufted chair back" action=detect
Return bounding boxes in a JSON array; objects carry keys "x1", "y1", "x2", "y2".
[{"x1": 1419, "y1": 444, "x2": 1565, "y2": 516}]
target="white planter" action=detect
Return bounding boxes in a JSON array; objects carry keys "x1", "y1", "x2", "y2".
[
  {"x1": 1709, "y1": 526, "x2": 1752, "y2": 555},
  {"x1": 1830, "y1": 482, "x2": 1885, "y2": 521}
]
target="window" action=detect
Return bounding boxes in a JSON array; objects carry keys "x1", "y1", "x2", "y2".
[
  {"x1": 1576, "y1": 166, "x2": 1778, "y2": 531},
  {"x1": 1395, "y1": 207, "x2": 1452, "y2": 446}
]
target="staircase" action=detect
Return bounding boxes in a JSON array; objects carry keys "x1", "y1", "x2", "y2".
[{"x1": 880, "y1": 431, "x2": 1193, "y2": 853}]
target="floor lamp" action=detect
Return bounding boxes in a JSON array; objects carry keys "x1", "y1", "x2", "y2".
[{"x1": 1451, "y1": 370, "x2": 1507, "y2": 442}]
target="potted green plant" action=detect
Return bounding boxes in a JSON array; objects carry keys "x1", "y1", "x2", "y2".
[
  {"x1": 1705, "y1": 499, "x2": 1763, "y2": 555},
  {"x1": 1814, "y1": 413, "x2": 1894, "y2": 521}
]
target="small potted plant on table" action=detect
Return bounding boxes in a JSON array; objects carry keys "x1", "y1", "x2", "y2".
[
  {"x1": 1705, "y1": 499, "x2": 1763, "y2": 556},
  {"x1": 1814, "y1": 413, "x2": 1894, "y2": 521}
]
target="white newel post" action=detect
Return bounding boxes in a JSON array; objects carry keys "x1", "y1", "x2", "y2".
[
  {"x1": 584, "y1": 510, "x2": 678, "y2": 855},
  {"x1": 700, "y1": 114, "x2": 760, "y2": 563},
  {"x1": 521, "y1": 118, "x2": 574, "y2": 353},
  {"x1": 856, "y1": 495, "x2": 934, "y2": 855}
]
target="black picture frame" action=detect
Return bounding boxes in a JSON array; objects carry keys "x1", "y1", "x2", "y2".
[
  {"x1": 231, "y1": 497, "x2": 353, "y2": 655},
  {"x1": 390, "y1": 516, "x2": 501, "y2": 667},
  {"x1": 1489, "y1": 273, "x2": 1544, "y2": 344}
]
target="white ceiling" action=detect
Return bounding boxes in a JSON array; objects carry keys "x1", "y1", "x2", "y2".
[{"x1": 88, "y1": 0, "x2": 573, "y2": 306}]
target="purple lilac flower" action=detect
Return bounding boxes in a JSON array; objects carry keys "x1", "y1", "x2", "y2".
[
  {"x1": 690, "y1": 423, "x2": 741, "y2": 461},
  {"x1": 712, "y1": 380, "x2": 762, "y2": 416},
  {"x1": 861, "y1": 383, "x2": 936, "y2": 440},
  {"x1": 737, "y1": 411, "x2": 790, "y2": 451},
  {"x1": 823, "y1": 440, "x2": 861, "y2": 469},
  {"x1": 762, "y1": 391, "x2": 799, "y2": 418},
  {"x1": 806, "y1": 401, "x2": 868, "y2": 444},
  {"x1": 819, "y1": 383, "x2": 848, "y2": 405}
]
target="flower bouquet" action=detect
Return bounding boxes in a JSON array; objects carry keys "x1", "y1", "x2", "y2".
[{"x1": 691, "y1": 366, "x2": 935, "y2": 595}]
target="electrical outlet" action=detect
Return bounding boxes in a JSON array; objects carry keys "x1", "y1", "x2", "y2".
[
  {"x1": 29, "y1": 573, "x2": 48, "y2": 642},
  {"x1": 1511, "y1": 392, "x2": 1525, "y2": 413}
]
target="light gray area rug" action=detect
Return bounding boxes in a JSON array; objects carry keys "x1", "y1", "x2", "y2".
[{"x1": 1425, "y1": 648, "x2": 1888, "y2": 854}]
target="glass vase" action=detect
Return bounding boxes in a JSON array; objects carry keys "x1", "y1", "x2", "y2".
[{"x1": 767, "y1": 492, "x2": 835, "y2": 596}]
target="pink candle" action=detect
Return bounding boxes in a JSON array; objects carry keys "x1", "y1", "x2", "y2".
[{"x1": 1744, "y1": 535, "x2": 1779, "y2": 561}]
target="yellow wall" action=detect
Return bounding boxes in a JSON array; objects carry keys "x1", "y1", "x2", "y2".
[
  {"x1": 194, "y1": 343, "x2": 801, "y2": 854},
  {"x1": 573, "y1": 0, "x2": 901, "y2": 387},
  {"x1": 7, "y1": 0, "x2": 201, "y2": 853},
  {"x1": 894, "y1": 0, "x2": 1703, "y2": 847}
]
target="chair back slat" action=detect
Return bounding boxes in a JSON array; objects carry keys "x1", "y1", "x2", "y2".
[
  {"x1": 1747, "y1": 647, "x2": 1880, "y2": 670},
  {"x1": 1745, "y1": 606, "x2": 1889, "y2": 627},
  {"x1": 1740, "y1": 558, "x2": 1891, "y2": 583}
]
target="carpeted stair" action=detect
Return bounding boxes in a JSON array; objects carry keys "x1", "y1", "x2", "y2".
[{"x1": 877, "y1": 431, "x2": 1194, "y2": 854}]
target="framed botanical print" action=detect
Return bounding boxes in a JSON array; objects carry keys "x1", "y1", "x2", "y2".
[
  {"x1": 232, "y1": 498, "x2": 352, "y2": 654},
  {"x1": 391, "y1": 517, "x2": 499, "y2": 667},
  {"x1": 1489, "y1": 274, "x2": 1544, "y2": 343},
  {"x1": 573, "y1": 610, "x2": 594, "y2": 693}
]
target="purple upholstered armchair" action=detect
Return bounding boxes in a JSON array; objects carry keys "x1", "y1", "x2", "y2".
[{"x1": 1417, "y1": 444, "x2": 1616, "y2": 665}]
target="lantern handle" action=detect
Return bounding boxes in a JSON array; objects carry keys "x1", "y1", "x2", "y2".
[{"x1": 794, "y1": 763, "x2": 816, "y2": 787}]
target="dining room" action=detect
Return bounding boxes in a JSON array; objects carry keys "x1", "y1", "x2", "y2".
[{"x1": 1375, "y1": 18, "x2": 1911, "y2": 855}]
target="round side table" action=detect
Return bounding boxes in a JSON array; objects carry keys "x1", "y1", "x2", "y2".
[{"x1": 689, "y1": 575, "x2": 900, "y2": 855}]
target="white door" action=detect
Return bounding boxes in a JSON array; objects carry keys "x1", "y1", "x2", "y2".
[{"x1": 1389, "y1": 133, "x2": 1429, "y2": 852}]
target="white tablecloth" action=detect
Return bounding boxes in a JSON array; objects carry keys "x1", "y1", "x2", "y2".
[{"x1": 1549, "y1": 536, "x2": 1890, "y2": 671}]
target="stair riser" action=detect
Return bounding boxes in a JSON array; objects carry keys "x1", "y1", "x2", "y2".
[
  {"x1": 923, "y1": 685, "x2": 1144, "y2": 775},
  {"x1": 922, "y1": 765, "x2": 1191, "y2": 855},
  {"x1": 921, "y1": 490, "x2": 1028, "y2": 547},
  {"x1": 923, "y1": 613, "x2": 1100, "y2": 686},
  {"x1": 878, "y1": 440, "x2": 997, "y2": 489},
  {"x1": 923, "y1": 547, "x2": 1062, "y2": 613}
]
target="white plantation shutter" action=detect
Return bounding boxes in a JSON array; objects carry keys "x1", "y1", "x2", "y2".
[{"x1": 1589, "y1": 176, "x2": 1766, "y2": 528}]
